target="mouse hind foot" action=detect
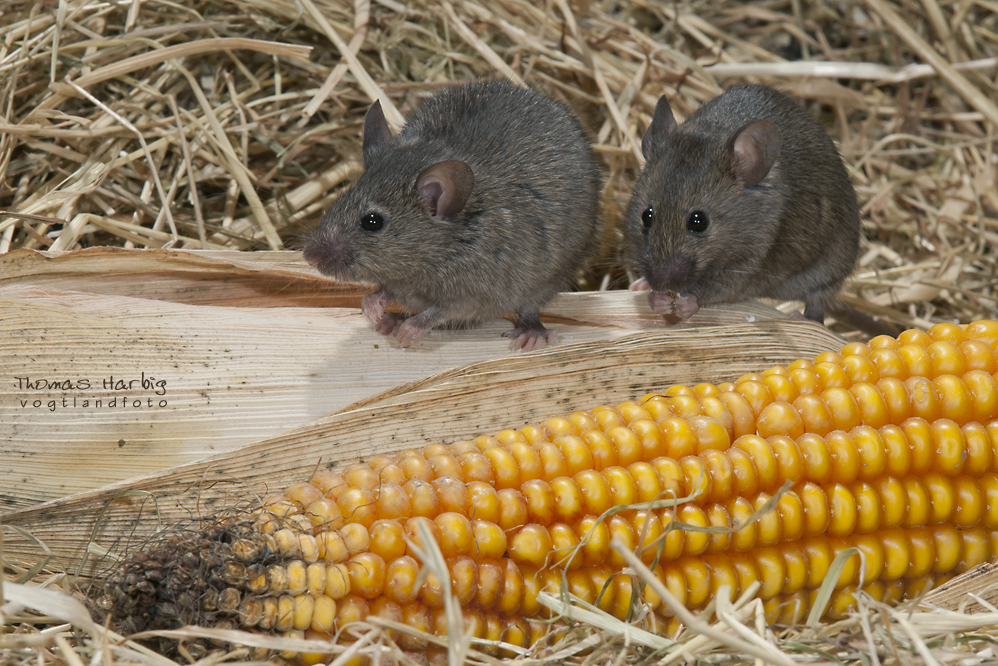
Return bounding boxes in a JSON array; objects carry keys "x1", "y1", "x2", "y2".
[{"x1": 504, "y1": 305, "x2": 557, "y2": 352}]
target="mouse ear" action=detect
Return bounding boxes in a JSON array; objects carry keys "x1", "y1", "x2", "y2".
[
  {"x1": 416, "y1": 160, "x2": 475, "y2": 222},
  {"x1": 363, "y1": 101, "x2": 395, "y2": 160},
  {"x1": 730, "y1": 120, "x2": 782, "y2": 187},
  {"x1": 642, "y1": 95, "x2": 678, "y2": 159}
]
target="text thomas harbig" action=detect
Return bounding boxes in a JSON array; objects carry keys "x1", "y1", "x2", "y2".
[{"x1": 14, "y1": 374, "x2": 169, "y2": 411}]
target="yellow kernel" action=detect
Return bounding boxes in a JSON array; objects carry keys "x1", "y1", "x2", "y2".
[
  {"x1": 535, "y1": 442, "x2": 569, "y2": 482},
  {"x1": 476, "y1": 560, "x2": 505, "y2": 609},
  {"x1": 906, "y1": 528, "x2": 936, "y2": 578},
  {"x1": 794, "y1": 394, "x2": 835, "y2": 436},
  {"x1": 932, "y1": 418, "x2": 966, "y2": 475},
  {"x1": 631, "y1": 419, "x2": 669, "y2": 460},
  {"x1": 763, "y1": 374, "x2": 800, "y2": 403},
  {"x1": 507, "y1": 442, "x2": 544, "y2": 483},
  {"x1": 304, "y1": 498, "x2": 345, "y2": 532},
  {"x1": 852, "y1": 426, "x2": 887, "y2": 480},
  {"x1": 369, "y1": 519, "x2": 406, "y2": 563},
  {"x1": 557, "y1": 435, "x2": 595, "y2": 477},
  {"x1": 286, "y1": 560, "x2": 307, "y2": 595},
  {"x1": 757, "y1": 401, "x2": 806, "y2": 440},
  {"x1": 677, "y1": 504, "x2": 709, "y2": 556},
  {"x1": 574, "y1": 469, "x2": 612, "y2": 516},
  {"x1": 753, "y1": 493, "x2": 782, "y2": 546},
  {"x1": 717, "y1": 392, "x2": 758, "y2": 438},
  {"x1": 956, "y1": 528, "x2": 991, "y2": 573},
  {"x1": 347, "y1": 552, "x2": 385, "y2": 600},
  {"x1": 797, "y1": 433, "x2": 832, "y2": 484},
  {"x1": 902, "y1": 478, "x2": 931, "y2": 528},
  {"x1": 841, "y1": 354, "x2": 879, "y2": 384},
  {"x1": 802, "y1": 538, "x2": 833, "y2": 588},
  {"x1": 497, "y1": 488, "x2": 528, "y2": 533},
  {"x1": 880, "y1": 425, "x2": 912, "y2": 478},
  {"x1": 434, "y1": 512, "x2": 473, "y2": 558},
  {"x1": 822, "y1": 388, "x2": 862, "y2": 432},
  {"x1": 906, "y1": 376, "x2": 940, "y2": 422},
  {"x1": 869, "y1": 334, "x2": 900, "y2": 351},
  {"x1": 466, "y1": 481, "x2": 500, "y2": 524},
  {"x1": 701, "y1": 449, "x2": 735, "y2": 504},
  {"x1": 850, "y1": 481, "x2": 881, "y2": 534},
  {"x1": 678, "y1": 558, "x2": 712, "y2": 607},
  {"x1": 728, "y1": 496, "x2": 758, "y2": 552},
  {"x1": 953, "y1": 475, "x2": 984, "y2": 528},
  {"x1": 825, "y1": 431, "x2": 861, "y2": 485},
  {"x1": 868, "y1": 348, "x2": 907, "y2": 381},
  {"x1": 483, "y1": 446, "x2": 521, "y2": 490},
  {"x1": 449, "y1": 555, "x2": 479, "y2": 606},
  {"x1": 497, "y1": 558, "x2": 524, "y2": 615},
  {"x1": 899, "y1": 344, "x2": 932, "y2": 378},
  {"x1": 781, "y1": 543, "x2": 808, "y2": 594},
  {"x1": 323, "y1": 563, "x2": 350, "y2": 599},
  {"x1": 789, "y1": 368, "x2": 822, "y2": 395},
  {"x1": 726, "y1": 447, "x2": 760, "y2": 497},
  {"x1": 509, "y1": 524, "x2": 553, "y2": 569},
  {"x1": 543, "y1": 417, "x2": 578, "y2": 441},
  {"x1": 472, "y1": 519, "x2": 507, "y2": 561},
  {"x1": 628, "y1": 462, "x2": 665, "y2": 503},
  {"x1": 814, "y1": 362, "x2": 850, "y2": 389},
  {"x1": 385, "y1": 556, "x2": 419, "y2": 605},
  {"x1": 521, "y1": 479, "x2": 556, "y2": 526},
  {"x1": 797, "y1": 482, "x2": 830, "y2": 537},
  {"x1": 777, "y1": 491, "x2": 805, "y2": 542},
  {"x1": 679, "y1": 456, "x2": 712, "y2": 502},
  {"x1": 754, "y1": 547, "x2": 786, "y2": 600},
  {"x1": 705, "y1": 503, "x2": 732, "y2": 554},
  {"x1": 519, "y1": 425, "x2": 551, "y2": 445}
]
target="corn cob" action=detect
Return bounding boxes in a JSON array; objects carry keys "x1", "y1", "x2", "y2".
[{"x1": 105, "y1": 320, "x2": 998, "y2": 663}]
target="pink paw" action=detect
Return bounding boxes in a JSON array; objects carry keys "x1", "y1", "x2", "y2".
[
  {"x1": 395, "y1": 318, "x2": 431, "y2": 348},
  {"x1": 361, "y1": 291, "x2": 389, "y2": 324},
  {"x1": 504, "y1": 327, "x2": 558, "y2": 352},
  {"x1": 648, "y1": 290, "x2": 699, "y2": 319},
  {"x1": 374, "y1": 313, "x2": 401, "y2": 336}
]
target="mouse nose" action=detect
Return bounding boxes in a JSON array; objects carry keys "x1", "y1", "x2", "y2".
[
  {"x1": 303, "y1": 235, "x2": 353, "y2": 276},
  {"x1": 302, "y1": 243, "x2": 321, "y2": 266},
  {"x1": 648, "y1": 254, "x2": 695, "y2": 292}
]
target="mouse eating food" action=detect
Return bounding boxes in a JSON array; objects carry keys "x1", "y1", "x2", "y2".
[
  {"x1": 303, "y1": 80, "x2": 602, "y2": 351},
  {"x1": 625, "y1": 83, "x2": 894, "y2": 336}
]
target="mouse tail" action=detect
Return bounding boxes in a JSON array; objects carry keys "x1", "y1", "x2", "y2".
[{"x1": 825, "y1": 299, "x2": 900, "y2": 338}]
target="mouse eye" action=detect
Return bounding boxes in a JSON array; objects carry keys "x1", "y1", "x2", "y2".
[
  {"x1": 687, "y1": 210, "x2": 709, "y2": 234},
  {"x1": 360, "y1": 212, "x2": 385, "y2": 232},
  {"x1": 641, "y1": 207, "x2": 654, "y2": 230}
]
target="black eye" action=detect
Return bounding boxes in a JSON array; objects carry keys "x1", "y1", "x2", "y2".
[
  {"x1": 360, "y1": 212, "x2": 384, "y2": 232},
  {"x1": 687, "y1": 210, "x2": 709, "y2": 233},
  {"x1": 641, "y1": 207, "x2": 654, "y2": 230}
]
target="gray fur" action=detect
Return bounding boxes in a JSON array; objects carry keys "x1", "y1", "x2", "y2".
[
  {"x1": 304, "y1": 80, "x2": 601, "y2": 346},
  {"x1": 626, "y1": 84, "x2": 861, "y2": 321}
]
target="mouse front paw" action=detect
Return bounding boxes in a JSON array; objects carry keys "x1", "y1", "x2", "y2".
[
  {"x1": 374, "y1": 313, "x2": 402, "y2": 336},
  {"x1": 361, "y1": 291, "x2": 390, "y2": 324},
  {"x1": 648, "y1": 290, "x2": 699, "y2": 319},
  {"x1": 503, "y1": 326, "x2": 558, "y2": 352}
]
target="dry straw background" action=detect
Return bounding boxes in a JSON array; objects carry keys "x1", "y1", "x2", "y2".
[
  {"x1": 3, "y1": 0, "x2": 998, "y2": 331},
  {"x1": 5, "y1": 0, "x2": 998, "y2": 664}
]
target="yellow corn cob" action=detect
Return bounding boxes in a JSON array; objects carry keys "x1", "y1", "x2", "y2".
[{"x1": 106, "y1": 320, "x2": 998, "y2": 663}]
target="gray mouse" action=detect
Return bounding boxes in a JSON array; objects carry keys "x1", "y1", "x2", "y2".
[
  {"x1": 303, "y1": 79, "x2": 601, "y2": 350},
  {"x1": 625, "y1": 83, "x2": 895, "y2": 335}
]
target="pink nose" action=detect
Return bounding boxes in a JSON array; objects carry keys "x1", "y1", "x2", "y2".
[{"x1": 302, "y1": 244, "x2": 321, "y2": 266}]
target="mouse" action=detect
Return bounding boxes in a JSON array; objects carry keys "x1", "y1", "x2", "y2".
[
  {"x1": 303, "y1": 79, "x2": 602, "y2": 351},
  {"x1": 624, "y1": 83, "x2": 896, "y2": 336}
]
